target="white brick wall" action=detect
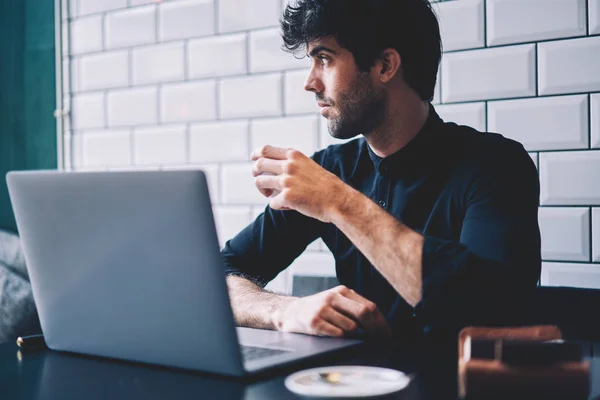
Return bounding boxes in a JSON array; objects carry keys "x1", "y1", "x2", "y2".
[{"x1": 64, "y1": 0, "x2": 600, "y2": 292}]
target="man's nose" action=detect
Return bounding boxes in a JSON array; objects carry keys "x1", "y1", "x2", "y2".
[{"x1": 304, "y1": 69, "x2": 323, "y2": 94}]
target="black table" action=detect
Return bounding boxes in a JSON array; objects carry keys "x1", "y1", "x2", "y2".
[{"x1": 1, "y1": 340, "x2": 600, "y2": 399}]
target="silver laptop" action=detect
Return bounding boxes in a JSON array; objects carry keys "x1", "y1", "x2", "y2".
[{"x1": 6, "y1": 170, "x2": 361, "y2": 377}]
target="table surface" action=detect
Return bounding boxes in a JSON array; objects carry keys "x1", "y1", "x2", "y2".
[{"x1": 1, "y1": 340, "x2": 600, "y2": 400}]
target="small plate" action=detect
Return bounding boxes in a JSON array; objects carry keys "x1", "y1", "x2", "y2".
[{"x1": 284, "y1": 365, "x2": 411, "y2": 398}]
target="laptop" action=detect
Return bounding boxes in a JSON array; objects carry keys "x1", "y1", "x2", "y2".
[{"x1": 6, "y1": 170, "x2": 361, "y2": 377}]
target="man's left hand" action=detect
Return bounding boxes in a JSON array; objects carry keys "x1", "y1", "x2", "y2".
[{"x1": 251, "y1": 145, "x2": 350, "y2": 223}]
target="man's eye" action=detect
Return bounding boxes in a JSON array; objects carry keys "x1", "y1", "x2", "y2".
[{"x1": 317, "y1": 56, "x2": 329, "y2": 65}]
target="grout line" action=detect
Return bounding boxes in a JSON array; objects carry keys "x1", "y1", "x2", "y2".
[
  {"x1": 154, "y1": 3, "x2": 159, "y2": 43},
  {"x1": 590, "y1": 94, "x2": 593, "y2": 149},
  {"x1": 245, "y1": 32, "x2": 251, "y2": 74},
  {"x1": 534, "y1": 43, "x2": 539, "y2": 96},
  {"x1": 590, "y1": 207, "x2": 594, "y2": 262},
  {"x1": 214, "y1": 0, "x2": 219, "y2": 34},
  {"x1": 101, "y1": 14, "x2": 106, "y2": 51},
  {"x1": 484, "y1": 100, "x2": 488, "y2": 132},
  {"x1": 586, "y1": 0, "x2": 590, "y2": 36},
  {"x1": 482, "y1": 0, "x2": 487, "y2": 48}
]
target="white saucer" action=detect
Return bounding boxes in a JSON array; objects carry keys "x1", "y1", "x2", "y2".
[{"x1": 284, "y1": 365, "x2": 411, "y2": 398}]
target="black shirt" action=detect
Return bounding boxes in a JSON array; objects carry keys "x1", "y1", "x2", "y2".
[{"x1": 221, "y1": 106, "x2": 541, "y2": 343}]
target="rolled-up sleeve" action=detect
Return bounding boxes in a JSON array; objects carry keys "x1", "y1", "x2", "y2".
[
  {"x1": 414, "y1": 143, "x2": 541, "y2": 334},
  {"x1": 221, "y1": 206, "x2": 323, "y2": 287}
]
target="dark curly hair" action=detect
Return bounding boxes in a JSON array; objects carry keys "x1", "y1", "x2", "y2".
[{"x1": 280, "y1": 0, "x2": 441, "y2": 101}]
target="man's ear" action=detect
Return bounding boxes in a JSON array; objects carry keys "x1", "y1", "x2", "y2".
[{"x1": 378, "y1": 48, "x2": 401, "y2": 83}]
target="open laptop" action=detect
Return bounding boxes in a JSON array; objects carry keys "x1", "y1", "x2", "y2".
[{"x1": 6, "y1": 170, "x2": 361, "y2": 377}]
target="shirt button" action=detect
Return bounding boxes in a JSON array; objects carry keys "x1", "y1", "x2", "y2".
[{"x1": 378, "y1": 200, "x2": 386, "y2": 207}]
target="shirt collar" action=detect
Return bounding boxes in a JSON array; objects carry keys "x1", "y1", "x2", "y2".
[{"x1": 364, "y1": 104, "x2": 443, "y2": 176}]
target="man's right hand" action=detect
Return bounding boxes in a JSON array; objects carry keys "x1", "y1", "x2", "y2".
[{"x1": 273, "y1": 285, "x2": 392, "y2": 340}]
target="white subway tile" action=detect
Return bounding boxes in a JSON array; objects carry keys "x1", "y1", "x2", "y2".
[
  {"x1": 79, "y1": 0, "x2": 127, "y2": 16},
  {"x1": 72, "y1": 92, "x2": 105, "y2": 130},
  {"x1": 161, "y1": 81, "x2": 217, "y2": 123},
  {"x1": 213, "y1": 206, "x2": 252, "y2": 248},
  {"x1": 79, "y1": 129, "x2": 132, "y2": 167},
  {"x1": 134, "y1": 125, "x2": 187, "y2": 165},
  {"x1": 540, "y1": 151, "x2": 600, "y2": 206},
  {"x1": 539, "y1": 207, "x2": 590, "y2": 261},
  {"x1": 441, "y1": 45, "x2": 535, "y2": 102},
  {"x1": 132, "y1": 43, "x2": 185, "y2": 85},
  {"x1": 590, "y1": 0, "x2": 600, "y2": 34},
  {"x1": 188, "y1": 34, "x2": 247, "y2": 79},
  {"x1": 541, "y1": 262, "x2": 600, "y2": 289},
  {"x1": 435, "y1": 102, "x2": 486, "y2": 132},
  {"x1": 249, "y1": 28, "x2": 307, "y2": 73},
  {"x1": 592, "y1": 94, "x2": 600, "y2": 148},
  {"x1": 105, "y1": 6, "x2": 156, "y2": 49},
  {"x1": 319, "y1": 117, "x2": 354, "y2": 149},
  {"x1": 284, "y1": 69, "x2": 319, "y2": 115},
  {"x1": 159, "y1": 0, "x2": 215, "y2": 42},
  {"x1": 70, "y1": 15, "x2": 103, "y2": 55},
  {"x1": 486, "y1": 0, "x2": 586, "y2": 46},
  {"x1": 131, "y1": 0, "x2": 154, "y2": 5},
  {"x1": 593, "y1": 208, "x2": 600, "y2": 262},
  {"x1": 221, "y1": 163, "x2": 270, "y2": 205},
  {"x1": 107, "y1": 87, "x2": 158, "y2": 127},
  {"x1": 538, "y1": 37, "x2": 600, "y2": 95},
  {"x1": 190, "y1": 121, "x2": 249, "y2": 163},
  {"x1": 251, "y1": 116, "x2": 319, "y2": 156},
  {"x1": 436, "y1": 0, "x2": 484, "y2": 51},
  {"x1": 488, "y1": 95, "x2": 589, "y2": 151},
  {"x1": 290, "y1": 252, "x2": 336, "y2": 277},
  {"x1": 220, "y1": 74, "x2": 282, "y2": 119},
  {"x1": 219, "y1": 0, "x2": 280, "y2": 33},
  {"x1": 79, "y1": 51, "x2": 129, "y2": 91}
]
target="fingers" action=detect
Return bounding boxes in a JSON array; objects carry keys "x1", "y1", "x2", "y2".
[
  {"x1": 251, "y1": 145, "x2": 290, "y2": 161},
  {"x1": 329, "y1": 287, "x2": 392, "y2": 340},
  {"x1": 255, "y1": 175, "x2": 283, "y2": 192},
  {"x1": 311, "y1": 318, "x2": 345, "y2": 337},
  {"x1": 252, "y1": 158, "x2": 285, "y2": 177},
  {"x1": 320, "y1": 306, "x2": 359, "y2": 334}
]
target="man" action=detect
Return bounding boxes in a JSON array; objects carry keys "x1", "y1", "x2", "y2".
[{"x1": 222, "y1": 0, "x2": 541, "y2": 344}]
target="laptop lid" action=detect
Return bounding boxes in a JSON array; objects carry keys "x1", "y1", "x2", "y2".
[{"x1": 7, "y1": 170, "x2": 245, "y2": 376}]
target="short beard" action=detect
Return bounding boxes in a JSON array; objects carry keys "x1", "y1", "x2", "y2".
[{"x1": 325, "y1": 74, "x2": 387, "y2": 140}]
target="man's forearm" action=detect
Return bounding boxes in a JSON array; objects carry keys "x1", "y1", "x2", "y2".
[
  {"x1": 329, "y1": 187, "x2": 424, "y2": 307},
  {"x1": 226, "y1": 275, "x2": 296, "y2": 330}
]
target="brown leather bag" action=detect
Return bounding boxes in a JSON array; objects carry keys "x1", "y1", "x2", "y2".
[{"x1": 458, "y1": 325, "x2": 589, "y2": 399}]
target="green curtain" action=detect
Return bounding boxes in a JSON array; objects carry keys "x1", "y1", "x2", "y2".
[{"x1": 0, "y1": 0, "x2": 57, "y2": 233}]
